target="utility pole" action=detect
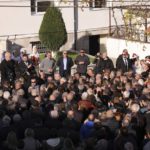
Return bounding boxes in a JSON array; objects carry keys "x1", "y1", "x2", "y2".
[{"x1": 74, "y1": 0, "x2": 78, "y2": 50}]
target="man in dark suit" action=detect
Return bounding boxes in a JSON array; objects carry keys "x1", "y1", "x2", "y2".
[
  {"x1": 57, "y1": 51, "x2": 73, "y2": 78},
  {"x1": 116, "y1": 49, "x2": 132, "y2": 73},
  {"x1": 0, "y1": 51, "x2": 16, "y2": 85}
]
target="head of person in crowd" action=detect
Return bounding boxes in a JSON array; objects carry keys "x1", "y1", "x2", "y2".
[
  {"x1": 94, "y1": 139, "x2": 108, "y2": 150},
  {"x1": 102, "y1": 52, "x2": 108, "y2": 60},
  {"x1": 116, "y1": 70, "x2": 122, "y2": 77},
  {"x1": 95, "y1": 76, "x2": 102, "y2": 85},
  {"x1": 125, "y1": 82, "x2": 132, "y2": 91},
  {"x1": 49, "y1": 94, "x2": 56, "y2": 102},
  {"x1": 5, "y1": 131, "x2": 18, "y2": 149},
  {"x1": 47, "y1": 75, "x2": 53, "y2": 83},
  {"x1": 39, "y1": 70, "x2": 45, "y2": 79},
  {"x1": 67, "y1": 110, "x2": 75, "y2": 120},
  {"x1": 39, "y1": 84, "x2": 46, "y2": 96},
  {"x1": 30, "y1": 77, "x2": 37, "y2": 87},
  {"x1": 78, "y1": 84, "x2": 85, "y2": 93},
  {"x1": 2, "y1": 115, "x2": 11, "y2": 127},
  {"x1": 5, "y1": 51, "x2": 11, "y2": 61},
  {"x1": 22, "y1": 54, "x2": 28, "y2": 62},
  {"x1": 122, "y1": 49, "x2": 129, "y2": 58},
  {"x1": 109, "y1": 71, "x2": 115, "y2": 80},
  {"x1": 54, "y1": 72, "x2": 61, "y2": 81},
  {"x1": 80, "y1": 49, "x2": 85, "y2": 56},
  {"x1": 32, "y1": 45, "x2": 38, "y2": 54},
  {"x1": 87, "y1": 69, "x2": 95, "y2": 78},
  {"x1": 12, "y1": 89, "x2": 25, "y2": 103},
  {"x1": 24, "y1": 128, "x2": 35, "y2": 138},
  {"x1": 3, "y1": 91, "x2": 11, "y2": 100},
  {"x1": 130, "y1": 103, "x2": 140, "y2": 114},
  {"x1": 122, "y1": 113, "x2": 131, "y2": 127},
  {"x1": 66, "y1": 92, "x2": 74, "y2": 102},
  {"x1": 13, "y1": 114, "x2": 22, "y2": 123},
  {"x1": 63, "y1": 50, "x2": 68, "y2": 58},
  {"x1": 73, "y1": 72, "x2": 80, "y2": 81},
  {"x1": 46, "y1": 51, "x2": 52, "y2": 59},
  {"x1": 62, "y1": 138, "x2": 75, "y2": 150},
  {"x1": 49, "y1": 110, "x2": 59, "y2": 119},
  {"x1": 145, "y1": 55, "x2": 150, "y2": 64},
  {"x1": 96, "y1": 52, "x2": 101, "y2": 58},
  {"x1": 135, "y1": 73, "x2": 142, "y2": 80},
  {"x1": 14, "y1": 80, "x2": 22, "y2": 90},
  {"x1": 132, "y1": 53, "x2": 139, "y2": 60},
  {"x1": 60, "y1": 77, "x2": 67, "y2": 85},
  {"x1": 0, "y1": 89, "x2": 3, "y2": 98},
  {"x1": 87, "y1": 113, "x2": 95, "y2": 122}
]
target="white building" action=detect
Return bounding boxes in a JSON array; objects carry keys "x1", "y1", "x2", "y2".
[
  {"x1": 0, "y1": 0, "x2": 149, "y2": 60},
  {"x1": 0, "y1": 0, "x2": 125, "y2": 55}
]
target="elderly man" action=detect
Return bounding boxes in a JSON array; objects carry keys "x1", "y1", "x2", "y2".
[{"x1": 0, "y1": 51, "x2": 16, "y2": 85}]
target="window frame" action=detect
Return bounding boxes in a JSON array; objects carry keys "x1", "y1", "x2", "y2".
[
  {"x1": 31, "y1": 0, "x2": 52, "y2": 15},
  {"x1": 89, "y1": 0, "x2": 106, "y2": 9}
]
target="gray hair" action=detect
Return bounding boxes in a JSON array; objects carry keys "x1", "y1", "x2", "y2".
[{"x1": 50, "y1": 110, "x2": 59, "y2": 118}]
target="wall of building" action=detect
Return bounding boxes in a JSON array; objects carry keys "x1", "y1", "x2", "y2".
[
  {"x1": 106, "y1": 38, "x2": 150, "y2": 66},
  {"x1": 0, "y1": 1, "x2": 124, "y2": 37},
  {"x1": 0, "y1": 0, "x2": 124, "y2": 52}
]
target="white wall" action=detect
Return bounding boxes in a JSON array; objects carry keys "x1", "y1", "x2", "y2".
[
  {"x1": 0, "y1": 1, "x2": 43, "y2": 37},
  {"x1": 106, "y1": 38, "x2": 150, "y2": 60},
  {"x1": 0, "y1": 0, "x2": 124, "y2": 39}
]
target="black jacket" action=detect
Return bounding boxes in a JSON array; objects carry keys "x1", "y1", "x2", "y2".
[
  {"x1": 18, "y1": 60, "x2": 35, "y2": 78},
  {"x1": 116, "y1": 55, "x2": 132, "y2": 73},
  {"x1": 57, "y1": 57, "x2": 73, "y2": 76},
  {"x1": 75, "y1": 55, "x2": 90, "y2": 74},
  {"x1": 95, "y1": 57, "x2": 114, "y2": 74},
  {"x1": 0, "y1": 59, "x2": 16, "y2": 82}
]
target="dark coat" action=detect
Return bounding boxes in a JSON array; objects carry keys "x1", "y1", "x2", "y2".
[
  {"x1": 116, "y1": 55, "x2": 132, "y2": 73},
  {"x1": 57, "y1": 57, "x2": 73, "y2": 77},
  {"x1": 0, "y1": 59, "x2": 16, "y2": 83},
  {"x1": 18, "y1": 60, "x2": 35, "y2": 78},
  {"x1": 95, "y1": 57, "x2": 114, "y2": 74},
  {"x1": 75, "y1": 55, "x2": 90, "y2": 74}
]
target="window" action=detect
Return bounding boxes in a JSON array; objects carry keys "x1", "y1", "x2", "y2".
[
  {"x1": 89, "y1": 0, "x2": 106, "y2": 8},
  {"x1": 30, "y1": 41, "x2": 47, "y2": 53},
  {"x1": 31, "y1": 0, "x2": 53, "y2": 14}
]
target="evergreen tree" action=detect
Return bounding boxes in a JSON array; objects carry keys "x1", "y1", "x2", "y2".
[{"x1": 39, "y1": 6, "x2": 67, "y2": 52}]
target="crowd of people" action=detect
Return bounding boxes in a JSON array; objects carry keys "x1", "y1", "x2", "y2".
[{"x1": 0, "y1": 47, "x2": 149, "y2": 150}]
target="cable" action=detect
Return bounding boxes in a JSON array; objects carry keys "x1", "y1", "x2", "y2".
[
  {"x1": 0, "y1": 0, "x2": 149, "y2": 2},
  {"x1": 0, "y1": 4, "x2": 149, "y2": 9}
]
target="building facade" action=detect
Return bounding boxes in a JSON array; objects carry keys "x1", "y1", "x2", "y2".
[{"x1": 0, "y1": 0, "x2": 125, "y2": 55}]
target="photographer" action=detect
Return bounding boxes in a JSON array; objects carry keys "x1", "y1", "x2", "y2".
[
  {"x1": 0, "y1": 51, "x2": 16, "y2": 85},
  {"x1": 18, "y1": 54, "x2": 36, "y2": 80}
]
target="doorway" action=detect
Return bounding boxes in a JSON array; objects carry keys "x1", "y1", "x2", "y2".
[{"x1": 89, "y1": 35, "x2": 100, "y2": 56}]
